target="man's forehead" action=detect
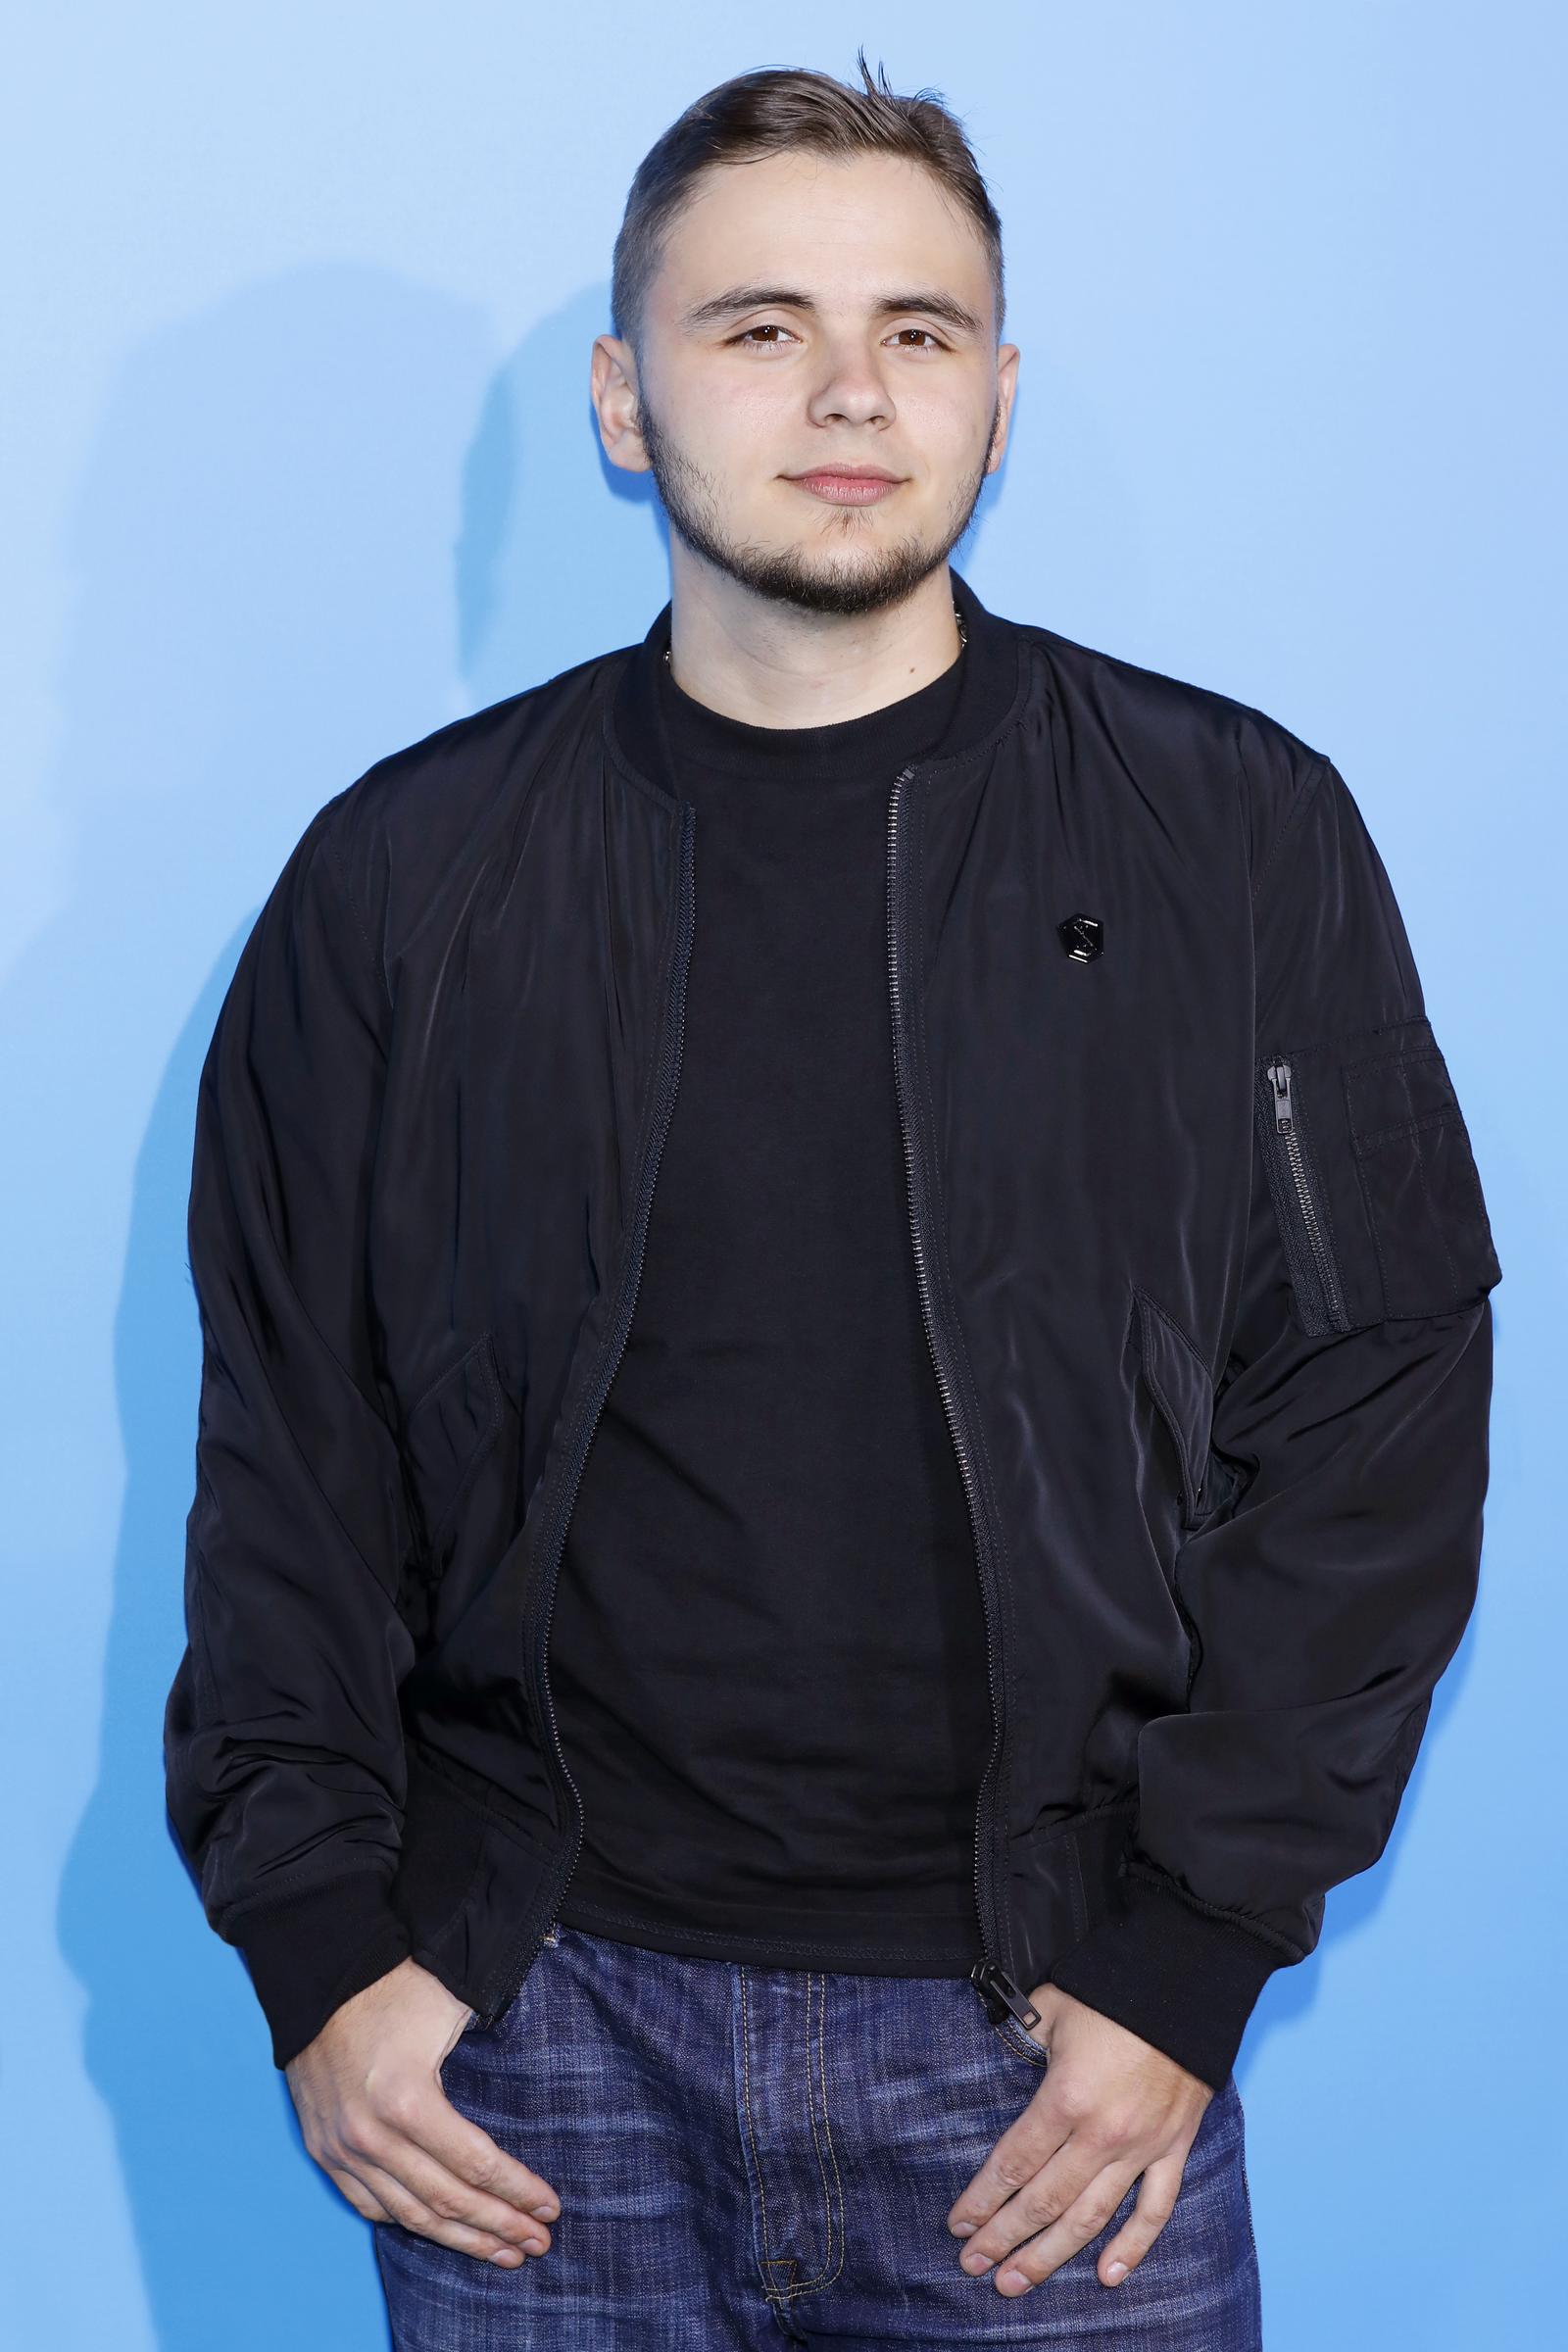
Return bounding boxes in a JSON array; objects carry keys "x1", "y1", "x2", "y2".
[{"x1": 661, "y1": 156, "x2": 988, "y2": 321}]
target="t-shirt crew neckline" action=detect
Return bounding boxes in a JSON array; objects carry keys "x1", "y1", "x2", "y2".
[{"x1": 655, "y1": 631, "x2": 969, "y2": 785}]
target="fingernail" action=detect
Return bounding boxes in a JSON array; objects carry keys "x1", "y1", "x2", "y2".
[
  {"x1": 961, "y1": 2250, "x2": 994, "y2": 2274},
  {"x1": 529, "y1": 2202, "x2": 559, "y2": 2223},
  {"x1": 1106, "y1": 2260, "x2": 1128, "y2": 2283},
  {"x1": 950, "y1": 2221, "x2": 975, "y2": 2238},
  {"x1": 998, "y1": 2268, "x2": 1030, "y2": 2292},
  {"x1": 522, "y1": 2235, "x2": 547, "y2": 2255}
]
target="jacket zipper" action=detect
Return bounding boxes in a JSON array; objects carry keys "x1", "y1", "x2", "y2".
[
  {"x1": 1263, "y1": 1056, "x2": 1348, "y2": 1331},
  {"x1": 474, "y1": 801, "x2": 698, "y2": 2024},
  {"x1": 886, "y1": 763, "x2": 1038, "y2": 2037}
]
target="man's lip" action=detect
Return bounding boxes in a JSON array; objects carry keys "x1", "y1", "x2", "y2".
[{"x1": 787, "y1": 467, "x2": 904, "y2": 482}]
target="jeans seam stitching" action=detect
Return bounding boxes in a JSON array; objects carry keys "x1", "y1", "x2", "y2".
[
  {"x1": 778, "y1": 1971, "x2": 847, "y2": 2300},
  {"x1": 782, "y1": 1973, "x2": 833, "y2": 2293},
  {"x1": 740, "y1": 1970, "x2": 789, "y2": 2302}
]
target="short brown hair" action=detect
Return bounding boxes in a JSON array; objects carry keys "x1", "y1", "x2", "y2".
[{"x1": 611, "y1": 50, "x2": 1005, "y2": 362}]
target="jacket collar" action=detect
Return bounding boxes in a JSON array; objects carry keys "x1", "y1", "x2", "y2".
[{"x1": 606, "y1": 564, "x2": 1025, "y2": 807}]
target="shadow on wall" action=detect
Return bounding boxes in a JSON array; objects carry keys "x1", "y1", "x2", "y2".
[{"x1": 24, "y1": 265, "x2": 675, "y2": 2351}]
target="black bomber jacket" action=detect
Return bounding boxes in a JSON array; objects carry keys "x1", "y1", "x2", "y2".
[{"x1": 163, "y1": 566, "x2": 1502, "y2": 2093}]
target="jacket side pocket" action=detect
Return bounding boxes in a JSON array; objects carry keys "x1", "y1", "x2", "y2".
[
  {"x1": 398, "y1": 1331, "x2": 508, "y2": 1575},
  {"x1": 1129, "y1": 1285, "x2": 1215, "y2": 1532}
]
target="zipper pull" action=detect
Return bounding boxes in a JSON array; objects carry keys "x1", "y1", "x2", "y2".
[
  {"x1": 1267, "y1": 1057, "x2": 1295, "y2": 1134},
  {"x1": 970, "y1": 1958, "x2": 1041, "y2": 2031}
]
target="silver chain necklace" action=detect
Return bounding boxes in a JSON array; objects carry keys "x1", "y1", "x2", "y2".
[{"x1": 663, "y1": 601, "x2": 967, "y2": 669}]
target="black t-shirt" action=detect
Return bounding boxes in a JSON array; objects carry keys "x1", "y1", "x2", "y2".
[{"x1": 548, "y1": 622, "x2": 994, "y2": 1974}]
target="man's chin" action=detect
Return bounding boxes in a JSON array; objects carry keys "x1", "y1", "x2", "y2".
[{"x1": 693, "y1": 537, "x2": 950, "y2": 622}]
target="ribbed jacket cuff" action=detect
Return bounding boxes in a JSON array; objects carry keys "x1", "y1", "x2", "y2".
[
  {"x1": 1046, "y1": 1869, "x2": 1288, "y2": 2092},
  {"x1": 231, "y1": 1872, "x2": 414, "y2": 2071}
]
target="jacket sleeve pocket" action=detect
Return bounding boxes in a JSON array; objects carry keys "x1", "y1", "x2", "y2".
[
  {"x1": 1343, "y1": 1030, "x2": 1502, "y2": 1318},
  {"x1": 1254, "y1": 1016, "x2": 1501, "y2": 1337}
]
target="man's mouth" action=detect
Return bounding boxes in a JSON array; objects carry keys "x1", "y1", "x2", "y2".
[{"x1": 787, "y1": 469, "x2": 905, "y2": 506}]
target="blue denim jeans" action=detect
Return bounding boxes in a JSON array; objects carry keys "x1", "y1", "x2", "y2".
[{"x1": 375, "y1": 1920, "x2": 1263, "y2": 2348}]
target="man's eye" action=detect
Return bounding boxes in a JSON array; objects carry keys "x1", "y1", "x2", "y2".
[{"x1": 729, "y1": 324, "x2": 945, "y2": 352}]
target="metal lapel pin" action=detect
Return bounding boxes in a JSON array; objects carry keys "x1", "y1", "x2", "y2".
[{"x1": 1057, "y1": 912, "x2": 1103, "y2": 963}]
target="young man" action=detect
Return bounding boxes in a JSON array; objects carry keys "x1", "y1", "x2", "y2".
[{"x1": 164, "y1": 55, "x2": 1501, "y2": 2349}]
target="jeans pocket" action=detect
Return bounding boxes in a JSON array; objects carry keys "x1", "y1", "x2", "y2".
[
  {"x1": 457, "y1": 1919, "x2": 562, "y2": 2060},
  {"x1": 990, "y1": 2009, "x2": 1052, "y2": 2069}
]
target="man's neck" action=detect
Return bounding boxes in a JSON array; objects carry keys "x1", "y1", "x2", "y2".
[{"x1": 662, "y1": 564, "x2": 965, "y2": 730}]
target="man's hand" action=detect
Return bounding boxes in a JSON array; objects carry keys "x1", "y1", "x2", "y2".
[
  {"x1": 285, "y1": 1956, "x2": 562, "y2": 2268},
  {"x1": 946, "y1": 1984, "x2": 1212, "y2": 2296}
]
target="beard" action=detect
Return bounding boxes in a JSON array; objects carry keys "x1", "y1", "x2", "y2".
[{"x1": 635, "y1": 385, "x2": 1001, "y2": 622}]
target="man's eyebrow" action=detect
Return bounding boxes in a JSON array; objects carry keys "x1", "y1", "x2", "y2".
[{"x1": 678, "y1": 284, "x2": 987, "y2": 338}]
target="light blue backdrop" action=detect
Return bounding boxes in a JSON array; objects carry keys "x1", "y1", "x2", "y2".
[{"x1": 3, "y1": 5, "x2": 1560, "y2": 2345}]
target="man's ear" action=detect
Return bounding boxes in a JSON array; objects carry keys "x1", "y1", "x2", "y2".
[{"x1": 591, "y1": 334, "x2": 652, "y2": 476}]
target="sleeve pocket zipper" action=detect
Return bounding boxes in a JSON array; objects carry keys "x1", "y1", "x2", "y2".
[{"x1": 1258, "y1": 1056, "x2": 1350, "y2": 1337}]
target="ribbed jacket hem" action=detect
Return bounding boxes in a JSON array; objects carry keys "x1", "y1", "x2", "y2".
[
  {"x1": 231, "y1": 1870, "x2": 414, "y2": 2070},
  {"x1": 1046, "y1": 1870, "x2": 1289, "y2": 2091}
]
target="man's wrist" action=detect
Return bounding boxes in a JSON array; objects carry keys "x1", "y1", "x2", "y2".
[
  {"x1": 230, "y1": 1870, "x2": 414, "y2": 2071},
  {"x1": 1047, "y1": 1868, "x2": 1286, "y2": 2092}
]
